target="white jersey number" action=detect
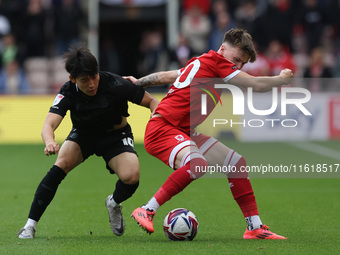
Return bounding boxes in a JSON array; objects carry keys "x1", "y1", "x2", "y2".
[{"x1": 173, "y1": 59, "x2": 200, "y2": 89}]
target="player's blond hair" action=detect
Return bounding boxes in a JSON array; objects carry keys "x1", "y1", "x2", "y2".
[{"x1": 223, "y1": 28, "x2": 257, "y2": 63}]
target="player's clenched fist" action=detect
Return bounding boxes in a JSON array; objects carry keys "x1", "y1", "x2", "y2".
[
  {"x1": 280, "y1": 68, "x2": 293, "y2": 77},
  {"x1": 44, "y1": 142, "x2": 60, "y2": 156},
  {"x1": 279, "y1": 68, "x2": 293, "y2": 85}
]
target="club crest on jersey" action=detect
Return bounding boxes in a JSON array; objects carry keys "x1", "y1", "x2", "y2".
[
  {"x1": 174, "y1": 135, "x2": 186, "y2": 143},
  {"x1": 53, "y1": 94, "x2": 64, "y2": 106}
]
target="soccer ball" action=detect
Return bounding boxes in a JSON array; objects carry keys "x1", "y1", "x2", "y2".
[{"x1": 163, "y1": 208, "x2": 199, "y2": 241}]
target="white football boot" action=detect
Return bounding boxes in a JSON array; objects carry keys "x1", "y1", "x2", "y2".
[
  {"x1": 105, "y1": 195, "x2": 125, "y2": 236},
  {"x1": 17, "y1": 226, "x2": 36, "y2": 239}
]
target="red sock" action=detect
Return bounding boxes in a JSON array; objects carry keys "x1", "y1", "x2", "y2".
[
  {"x1": 227, "y1": 156, "x2": 259, "y2": 217},
  {"x1": 154, "y1": 157, "x2": 208, "y2": 206}
]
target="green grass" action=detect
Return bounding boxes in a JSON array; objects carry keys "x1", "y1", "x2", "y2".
[{"x1": 0, "y1": 141, "x2": 339, "y2": 255}]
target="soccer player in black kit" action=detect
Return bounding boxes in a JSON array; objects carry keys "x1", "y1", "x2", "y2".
[{"x1": 17, "y1": 45, "x2": 159, "y2": 239}]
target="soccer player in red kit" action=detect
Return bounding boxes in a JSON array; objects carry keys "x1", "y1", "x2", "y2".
[{"x1": 126, "y1": 28, "x2": 293, "y2": 239}]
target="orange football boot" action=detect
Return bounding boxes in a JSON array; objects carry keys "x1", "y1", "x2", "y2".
[
  {"x1": 131, "y1": 207, "x2": 155, "y2": 234},
  {"x1": 243, "y1": 224, "x2": 287, "y2": 239}
]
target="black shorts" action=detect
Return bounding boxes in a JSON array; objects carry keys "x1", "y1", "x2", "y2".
[{"x1": 65, "y1": 124, "x2": 137, "y2": 174}]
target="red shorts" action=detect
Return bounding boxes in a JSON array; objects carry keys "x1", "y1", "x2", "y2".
[{"x1": 144, "y1": 117, "x2": 218, "y2": 169}]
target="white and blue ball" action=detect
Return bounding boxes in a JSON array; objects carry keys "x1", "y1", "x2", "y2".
[{"x1": 163, "y1": 208, "x2": 199, "y2": 241}]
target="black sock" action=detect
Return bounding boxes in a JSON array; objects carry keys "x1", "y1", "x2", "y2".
[
  {"x1": 112, "y1": 180, "x2": 139, "y2": 204},
  {"x1": 28, "y1": 165, "x2": 66, "y2": 221}
]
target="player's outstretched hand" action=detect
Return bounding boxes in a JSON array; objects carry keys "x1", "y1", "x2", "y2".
[
  {"x1": 122, "y1": 76, "x2": 137, "y2": 85},
  {"x1": 44, "y1": 142, "x2": 60, "y2": 156},
  {"x1": 279, "y1": 68, "x2": 294, "y2": 85}
]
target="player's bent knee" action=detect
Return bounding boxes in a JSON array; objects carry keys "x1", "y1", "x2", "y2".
[
  {"x1": 123, "y1": 175, "x2": 139, "y2": 185},
  {"x1": 119, "y1": 169, "x2": 140, "y2": 185},
  {"x1": 54, "y1": 161, "x2": 71, "y2": 174},
  {"x1": 227, "y1": 155, "x2": 249, "y2": 179},
  {"x1": 55, "y1": 155, "x2": 82, "y2": 174}
]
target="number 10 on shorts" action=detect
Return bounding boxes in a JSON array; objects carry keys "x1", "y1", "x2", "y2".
[{"x1": 122, "y1": 137, "x2": 134, "y2": 147}]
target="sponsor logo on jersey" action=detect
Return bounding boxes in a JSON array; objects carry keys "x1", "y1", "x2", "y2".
[{"x1": 53, "y1": 94, "x2": 64, "y2": 106}]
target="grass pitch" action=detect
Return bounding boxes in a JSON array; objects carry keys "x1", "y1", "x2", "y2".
[{"x1": 0, "y1": 141, "x2": 339, "y2": 255}]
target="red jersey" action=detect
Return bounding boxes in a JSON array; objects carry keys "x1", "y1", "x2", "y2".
[{"x1": 155, "y1": 50, "x2": 240, "y2": 130}]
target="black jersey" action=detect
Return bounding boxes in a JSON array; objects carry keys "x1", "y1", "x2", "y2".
[{"x1": 49, "y1": 71, "x2": 145, "y2": 133}]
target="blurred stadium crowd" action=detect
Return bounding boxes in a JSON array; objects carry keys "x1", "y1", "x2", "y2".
[{"x1": 0, "y1": 0, "x2": 340, "y2": 94}]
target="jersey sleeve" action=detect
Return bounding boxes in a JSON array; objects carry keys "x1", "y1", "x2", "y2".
[
  {"x1": 215, "y1": 58, "x2": 241, "y2": 82},
  {"x1": 117, "y1": 76, "x2": 145, "y2": 105},
  {"x1": 48, "y1": 85, "x2": 72, "y2": 117}
]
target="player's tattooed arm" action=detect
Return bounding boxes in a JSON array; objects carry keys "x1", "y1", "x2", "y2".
[
  {"x1": 136, "y1": 73, "x2": 160, "y2": 87},
  {"x1": 124, "y1": 70, "x2": 178, "y2": 88}
]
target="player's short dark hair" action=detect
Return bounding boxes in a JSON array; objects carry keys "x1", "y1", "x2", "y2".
[
  {"x1": 63, "y1": 43, "x2": 99, "y2": 79},
  {"x1": 223, "y1": 28, "x2": 257, "y2": 63}
]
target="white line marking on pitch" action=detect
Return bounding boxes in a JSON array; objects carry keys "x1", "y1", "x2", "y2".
[{"x1": 288, "y1": 142, "x2": 340, "y2": 161}]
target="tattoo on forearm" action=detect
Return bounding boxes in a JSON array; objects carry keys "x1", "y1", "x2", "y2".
[{"x1": 137, "y1": 73, "x2": 160, "y2": 87}]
